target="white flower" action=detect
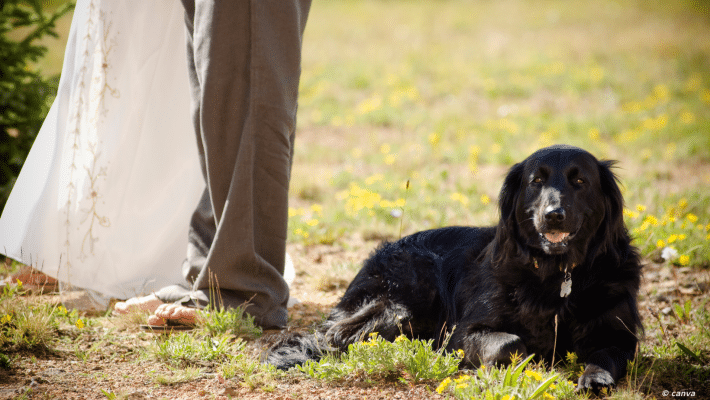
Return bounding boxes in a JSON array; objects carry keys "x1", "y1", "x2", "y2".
[{"x1": 661, "y1": 246, "x2": 678, "y2": 261}]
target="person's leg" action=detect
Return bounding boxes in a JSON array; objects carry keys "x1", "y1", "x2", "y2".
[{"x1": 145, "y1": 0, "x2": 311, "y2": 329}]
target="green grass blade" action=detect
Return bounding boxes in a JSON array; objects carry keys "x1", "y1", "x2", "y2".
[
  {"x1": 529, "y1": 374, "x2": 559, "y2": 399},
  {"x1": 676, "y1": 342, "x2": 703, "y2": 363},
  {"x1": 511, "y1": 354, "x2": 536, "y2": 384}
]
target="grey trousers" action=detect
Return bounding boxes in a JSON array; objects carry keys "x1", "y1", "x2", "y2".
[{"x1": 155, "y1": 0, "x2": 311, "y2": 329}]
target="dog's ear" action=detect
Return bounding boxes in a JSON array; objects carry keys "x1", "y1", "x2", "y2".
[
  {"x1": 498, "y1": 161, "x2": 525, "y2": 222},
  {"x1": 598, "y1": 159, "x2": 625, "y2": 243},
  {"x1": 493, "y1": 160, "x2": 528, "y2": 266}
]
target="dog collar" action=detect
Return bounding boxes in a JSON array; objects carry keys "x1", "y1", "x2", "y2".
[
  {"x1": 532, "y1": 259, "x2": 574, "y2": 297},
  {"x1": 560, "y1": 266, "x2": 572, "y2": 297}
]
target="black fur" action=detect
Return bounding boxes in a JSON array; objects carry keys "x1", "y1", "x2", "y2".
[{"x1": 266, "y1": 145, "x2": 642, "y2": 392}]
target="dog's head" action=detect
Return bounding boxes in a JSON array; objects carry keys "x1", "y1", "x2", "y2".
[{"x1": 496, "y1": 145, "x2": 624, "y2": 266}]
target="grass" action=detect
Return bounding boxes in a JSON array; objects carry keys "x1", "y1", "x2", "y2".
[
  {"x1": 3, "y1": 0, "x2": 710, "y2": 398},
  {"x1": 297, "y1": 331, "x2": 461, "y2": 383}
]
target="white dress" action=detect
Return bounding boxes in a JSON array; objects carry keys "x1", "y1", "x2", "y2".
[{"x1": 0, "y1": 0, "x2": 205, "y2": 302}]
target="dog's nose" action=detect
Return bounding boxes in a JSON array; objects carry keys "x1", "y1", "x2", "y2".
[{"x1": 544, "y1": 206, "x2": 566, "y2": 223}]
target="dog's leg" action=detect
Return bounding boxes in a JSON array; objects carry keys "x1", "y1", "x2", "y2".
[
  {"x1": 577, "y1": 347, "x2": 632, "y2": 392},
  {"x1": 449, "y1": 329, "x2": 528, "y2": 367},
  {"x1": 325, "y1": 299, "x2": 412, "y2": 350}
]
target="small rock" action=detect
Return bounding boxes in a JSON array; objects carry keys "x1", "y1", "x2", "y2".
[
  {"x1": 125, "y1": 390, "x2": 150, "y2": 400},
  {"x1": 40, "y1": 367, "x2": 65, "y2": 377},
  {"x1": 661, "y1": 307, "x2": 672, "y2": 315},
  {"x1": 221, "y1": 386, "x2": 239, "y2": 397}
]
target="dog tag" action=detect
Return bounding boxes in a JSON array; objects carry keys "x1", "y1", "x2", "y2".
[{"x1": 560, "y1": 269, "x2": 572, "y2": 297}]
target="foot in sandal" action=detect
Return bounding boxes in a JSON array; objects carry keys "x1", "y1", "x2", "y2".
[
  {"x1": 146, "y1": 303, "x2": 199, "y2": 327},
  {"x1": 113, "y1": 293, "x2": 165, "y2": 315}
]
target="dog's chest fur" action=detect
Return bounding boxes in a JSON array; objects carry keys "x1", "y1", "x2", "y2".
[{"x1": 498, "y1": 264, "x2": 577, "y2": 358}]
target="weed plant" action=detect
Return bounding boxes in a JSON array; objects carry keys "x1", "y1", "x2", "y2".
[
  {"x1": 148, "y1": 332, "x2": 239, "y2": 366},
  {"x1": 197, "y1": 305, "x2": 262, "y2": 339},
  {"x1": 436, "y1": 354, "x2": 579, "y2": 400},
  {"x1": 297, "y1": 332, "x2": 461, "y2": 383},
  {"x1": 0, "y1": 280, "x2": 83, "y2": 352}
]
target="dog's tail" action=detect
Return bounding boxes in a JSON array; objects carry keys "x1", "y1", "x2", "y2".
[{"x1": 263, "y1": 331, "x2": 333, "y2": 370}]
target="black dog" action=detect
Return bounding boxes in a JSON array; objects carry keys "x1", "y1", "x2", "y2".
[{"x1": 267, "y1": 145, "x2": 642, "y2": 391}]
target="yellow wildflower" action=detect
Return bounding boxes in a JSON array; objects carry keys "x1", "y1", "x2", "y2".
[
  {"x1": 636, "y1": 204, "x2": 646, "y2": 213},
  {"x1": 588, "y1": 128, "x2": 601, "y2": 142},
  {"x1": 384, "y1": 154, "x2": 396, "y2": 165},
  {"x1": 654, "y1": 84, "x2": 669, "y2": 100},
  {"x1": 380, "y1": 143, "x2": 391, "y2": 154},
  {"x1": 543, "y1": 392, "x2": 555, "y2": 400},
  {"x1": 680, "y1": 111, "x2": 695, "y2": 124},
  {"x1": 306, "y1": 219, "x2": 318, "y2": 227},
  {"x1": 368, "y1": 332, "x2": 378, "y2": 339},
  {"x1": 525, "y1": 369, "x2": 542, "y2": 381},
  {"x1": 310, "y1": 204, "x2": 323, "y2": 215},
  {"x1": 480, "y1": 194, "x2": 491, "y2": 205},
  {"x1": 686, "y1": 213, "x2": 698, "y2": 224},
  {"x1": 590, "y1": 66, "x2": 604, "y2": 82},
  {"x1": 456, "y1": 349, "x2": 465, "y2": 358},
  {"x1": 456, "y1": 383, "x2": 469, "y2": 389},
  {"x1": 678, "y1": 255, "x2": 690, "y2": 266},
  {"x1": 644, "y1": 215, "x2": 659, "y2": 226},
  {"x1": 454, "y1": 374, "x2": 470, "y2": 383},
  {"x1": 668, "y1": 234, "x2": 678, "y2": 244},
  {"x1": 1, "y1": 314, "x2": 11, "y2": 324},
  {"x1": 365, "y1": 173, "x2": 384, "y2": 185},
  {"x1": 450, "y1": 192, "x2": 470, "y2": 207},
  {"x1": 428, "y1": 133, "x2": 441, "y2": 147},
  {"x1": 637, "y1": 220, "x2": 650, "y2": 232},
  {"x1": 357, "y1": 96, "x2": 382, "y2": 115},
  {"x1": 656, "y1": 240, "x2": 665, "y2": 249},
  {"x1": 623, "y1": 209, "x2": 638, "y2": 219},
  {"x1": 75, "y1": 319, "x2": 85, "y2": 329},
  {"x1": 702, "y1": 88, "x2": 710, "y2": 103},
  {"x1": 436, "y1": 377, "x2": 452, "y2": 394},
  {"x1": 468, "y1": 145, "x2": 480, "y2": 173}
]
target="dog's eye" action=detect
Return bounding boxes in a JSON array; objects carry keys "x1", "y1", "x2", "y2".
[
  {"x1": 532, "y1": 177, "x2": 543, "y2": 184},
  {"x1": 574, "y1": 178, "x2": 585, "y2": 185}
]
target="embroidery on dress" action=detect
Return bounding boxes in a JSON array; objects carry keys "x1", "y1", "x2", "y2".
[{"x1": 62, "y1": 2, "x2": 117, "y2": 280}]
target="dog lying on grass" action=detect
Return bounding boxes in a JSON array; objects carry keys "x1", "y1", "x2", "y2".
[{"x1": 267, "y1": 145, "x2": 642, "y2": 392}]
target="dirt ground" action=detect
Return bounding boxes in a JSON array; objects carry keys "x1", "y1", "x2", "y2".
[{"x1": 0, "y1": 238, "x2": 708, "y2": 399}]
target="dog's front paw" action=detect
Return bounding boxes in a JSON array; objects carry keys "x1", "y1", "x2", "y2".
[
  {"x1": 577, "y1": 364, "x2": 615, "y2": 393},
  {"x1": 480, "y1": 332, "x2": 528, "y2": 365}
]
